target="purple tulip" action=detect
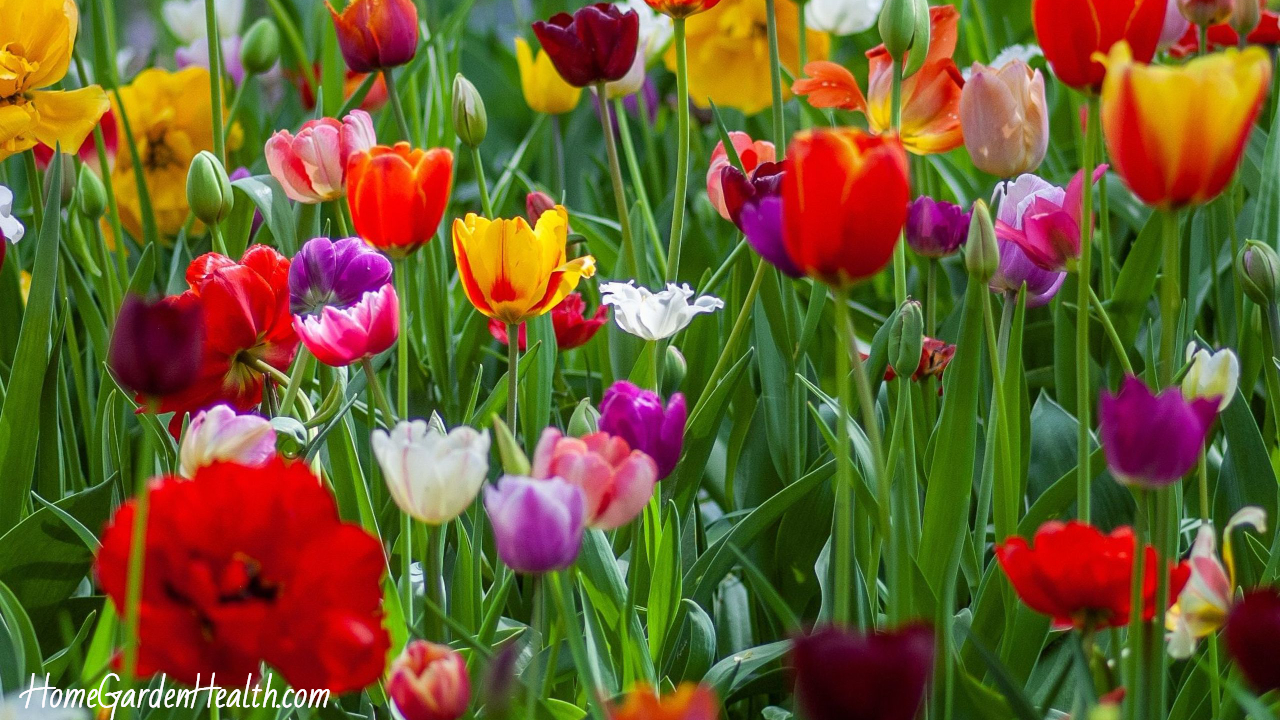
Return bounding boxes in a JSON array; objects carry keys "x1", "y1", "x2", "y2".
[
  {"x1": 988, "y1": 238, "x2": 1066, "y2": 308},
  {"x1": 791, "y1": 624, "x2": 935, "y2": 720},
  {"x1": 109, "y1": 293, "x2": 204, "y2": 399},
  {"x1": 720, "y1": 163, "x2": 801, "y2": 278},
  {"x1": 906, "y1": 197, "x2": 970, "y2": 259},
  {"x1": 1098, "y1": 375, "x2": 1218, "y2": 488},
  {"x1": 1226, "y1": 587, "x2": 1280, "y2": 694},
  {"x1": 289, "y1": 237, "x2": 393, "y2": 315},
  {"x1": 484, "y1": 476, "x2": 586, "y2": 574},
  {"x1": 598, "y1": 381, "x2": 687, "y2": 480}
]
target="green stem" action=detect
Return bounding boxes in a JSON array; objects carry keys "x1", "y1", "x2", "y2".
[
  {"x1": 614, "y1": 98, "x2": 666, "y2": 279},
  {"x1": 1160, "y1": 209, "x2": 1182, "y2": 387},
  {"x1": 23, "y1": 151, "x2": 43, "y2": 234},
  {"x1": 926, "y1": 260, "x2": 937, "y2": 338},
  {"x1": 395, "y1": 260, "x2": 410, "y2": 418},
  {"x1": 1149, "y1": 487, "x2": 1174, "y2": 718},
  {"x1": 279, "y1": 347, "x2": 312, "y2": 418},
  {"x1": 205, "y1": 0, "x2": 226, "y2": 164},
  {"x1": 382, "y1": 68, "x2": 414, "y2": 142},
  {"x1": 506, "y1": 322, "x2": 519, "y2": 429},
  {"x1": 595, "y1": 81, "x2": 639, "y2": 277},
  {"x1": 224, "y1": 76, "x2": 249, "y2": 148},
  {"x1": 424, "y1": 523, "x2": 445, "y2": 640},
  {"x1": 549, "y1": 571, "x2": 607, "y2": 720},
  {"x1": 765, "y1": 0, "x2": 784, "y2": 148},
  {"x1": 692, "y1": 259, "x2": 769, "y2": 417},
  {"x1": 211, "y1": 224, "x2": 228, "y2": 256},
  {"x1": 401, "y1": 512, "x2": 414, "y2": 629},
  {"x1": 471, "y1": 146, "x2": 494, "y2": 218},
  {"x1": 361, "y1": 358, "x2": 397, "y2": 426},
  {"x1": 667, "y1": 18, "x2": 690, "y2": 282},
  {"x1": 121, "y1": 408, "x2": 155, "y2": 690},
  {"x1": 332, "y1": 200, "x2": 351, "y2": 237},
  {"x1": 1077, "y1": 96, "x2": 1099, "y2": 523},
  {"x1": 831, "y1": 288, "x2": 855, "y2": 626},
  {"x1": 1088, "y1": 285, "x2": 1135, "y2": 375},
  {"x1": 551, "y1": 114, "x2": 566, "y2": 198},
  {"x1": 982, "y1": 290, "x2": 1017, "y2": 542},
  {"x1": 1198, "y1": 452, "x2": 1210, "y2": 521}
]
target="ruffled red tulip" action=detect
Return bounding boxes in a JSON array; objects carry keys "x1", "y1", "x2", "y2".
[
  {"x1": 94, "y1": 457, "x2": 390, "y2": 692},
  {"x1": 790, "y1": 624, "x2": 934, "y2": 720},
  {"x1": 488, "y1": 292, "x2": 609, "y2": 351},
  {"x1": 327, "y1": 0, "x2": 419, "y2": 73},
  {"x1": 109, "y1": 293, "x2": 204, "y2": 400},
  {"x1": 532, "y1": 4, "x2": 640, "y2": 87},
  {"x1": 1032, "y1": 0, "x2": 1165, "y2": 92},
  {"x1": 347, "y1": 143, "x2": 454, "y2": 258},
  {"x1": 781, "y1": 128, "x2": 910, "y2": 287},
  {"x1": 996, "y1": 521, "x2": 1192, "y2": 630},
  {"x1": 1225, "y1": 587, "x2": 1280, "y2": 693}
]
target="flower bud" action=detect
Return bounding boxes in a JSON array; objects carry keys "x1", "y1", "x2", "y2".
[
  {"x1": 452, "y1": 74, "x2": 488, "y2": 148},
  {"x1": 878, "y1": 0, "x2": 922, "y2": 61},
  {"x1": 568, "y1": 398, "x2": 600, "y2": 437},
  {"x1": 270, "y1": 416, "x2": 308, "y2": 458},
  {"x1": 662, "y1": 344, "x2": 687, "y2": 395},
  {"x1": 43, "y1": 153, "x2": 75, "y2": 206},
  {"x1": 1179, "y1": 0, "x2": 1235, "y2": 27},
  {"x1": 889, "y1": 300, "x2": 925, "y2": 380},
  {"x1": 109, "y1": 293, "x2": 204, "y2": 400},
  {"x1": 77, "y1": 165, "x2": 107, "y2": 221},
  {"x1": 387, "y1": 640, "x2": 471, "y2": 720},
  {"x1": 179, "y1": 405, "x2": 279, "y2": 477},
  {"x1": 1231, "y1": 0, "x2": 1262, "y2": 37},
  {"x1": 240, "y1": 18, "x2": 281, "y2": 76},
  {"x1": 1182, "y1": 343, "x2": 1240, "y2": 411},
  {"x1": 526, "y1": 191, "x2": 558, "y2": 225},
  {"x1": 964, "y1": 199, "x2": 999, "y2": 282},
  {"x1": 1238, "y1": 240, "x2": 1280, "y2": 306},
  {"x1": 491, "y1": 416, "x2": 532, "y2": 475},
  {"x1": 186, "y1": 151, "x2": 234, "y2": 226}
]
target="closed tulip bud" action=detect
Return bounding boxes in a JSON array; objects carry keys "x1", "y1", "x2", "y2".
[
  {"x1": 44, "y1": 154, "x2": 74, "y2": 206},
  {"x1": 108, "y1": 293, "x2": 204, "y2": 400},
  {"x1": 568, "y1": 398, "x2": 600, "y2": 437},
  {"x1": 878, "y1": 0, "x2": 922, "y2": 60},
  {"x1": 387, "y1": 640, "x2": 471, "y2": 720},
  {"x1": 1238, "y1": 240, "x2": 1280, "y2": 306},
  {"x1": 1183, "y1": 343, "x2": 1240, "y2": 411},
  {"x1": 452, "y1": 74, "x2": 488, "y2": 148},
  {"x1": 1179, "y1": 0, "x2": 1235, "y2": 27},
  {"x1": 240, "y1": 18, "x2": 281, "y2": 76},
  {"x1": 77, "y1": 165, "x2": 107, "y2": 221},
  {"x1": 372, "y1": 420, "x2": 491, "y2": 524},
  {"x1": 960, "y1": 60, "x2": 1048, "y2": 178},
  {"x1": 889, "y1": 300, "x2": 925, "y2": 380},
  {"x1": 1231, "y1": 0, "x2": 1262, "y2": 37},
  {"x1": 179, "y1": 404, "x2": 278, "y2": 477},
  {"x1": 964, "y1": 200, "x2": 999, "y2": 282},
  {"x1": 186, "y1": 151, "x2": 234, "y2": 226},
  {"x1": 491, "y1": 416, "x2": 532, "y2": 475},
  {"x1": 270, "y1": 416, "x2": 307, "y2": 458},
  {"x1": 526, "y1": 191, "x2": 558, "y2": 225},
  {"x1": 663, "y1": 345, "x2": 687, "y2": 395}
]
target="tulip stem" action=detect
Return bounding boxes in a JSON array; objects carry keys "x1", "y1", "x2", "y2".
[
  {"x1": 889, "y1": 61, "x2": 907, "y2": 306},
  {"x1": 506, "y1": 323, "x2": 519, "y2": 429},
  {"x1": 764, "y1": 0, "x2": 784, "y2": 149},
  {"x1": 401, "y1": 512, "x2": 414, "y2": 629},
  {"x1": 1148, "y1": 487, "x2": 1175, "y2": 718},
  {"x1": 382, "y1": 68, "x2": 414, "y2": 143},
  {"x1": 594, "y1": 81, "x2": 639, "y2": 278},
  {"x1": 1198, "y1": 451, "x2": 1210, "y2": 521},
  {"x1": 692, "y1": 258, "x2": 769, "y2": 420},
  {"x1": 22, "y1": 150, "x2": 43, "y2": 234},
  {"x1": 395, "y1": 260, "x2": 410, "y2": 418},
  {"x1": 331, "y1": 200, "x2": 350, "y2": 237},
  {"x1": 1124, "y1": 488, "x2": 1149, "y2": 720},
  {"x1": 211, "y1": 224, "x2": 228, "y2": 256},
  {"x1": 982, "y1": 289, "x2": 1017, "y2": 542},
  {"x1": 121, "y1": 405, "x2": 156, "y2": 697},
  {"x1": 424, "y1": 522, "x2": 446, "y2": 640},
  {"x1": 549, "y1": 570, "x2": 607, "y2": 720},
  {"x1": 1160, "y1": 209, "x2": 1181, "y2": 387},
  {"x1": 614, "y1": 98, "x2": 666, "y2": 278},
  {"x1": 1088, "y1": 285, "x2": 1135, "y2": 376},
  {"x1": 667, "y1": 18, "x2": 691, "y2": 282},
  {"x1": 1076, "y1": 96, "x2": 1099, "y2": 524},
  {"x1": 204, "y1": 0, "x2": 226, "y2": 165},
  {"x1": 361, "y1": 358, "x2": 397, "y2": 427},
  {"x1": 471, "y1": 146, "x2": 494, "y2": 218},
  {"x1": 279, "y1": 347, "x2": 313, "y2": 419}
]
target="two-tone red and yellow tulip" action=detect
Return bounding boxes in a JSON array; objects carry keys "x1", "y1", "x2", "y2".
[
  {"x1": 347, "y1": 143, "x2": 454, "y2": 257},
  {"x1": 791, "y1": 6, "x2": 964, "y2": 155},
  {"x1": 781, "y1": 128, "x2": 910, "y2": 287},
  {"x1": 327, "y1": 0, "x2": 419, "y2": 73},
  {"x1": 1033, "y1": 0, "x2": 1165, "y2": 92},
  {"x1": 1100, "y1": 42, "x2": 1271, "y2": 210},
  {"x1": 453, "y1": 206, "x2": 597, "y2": 326}
]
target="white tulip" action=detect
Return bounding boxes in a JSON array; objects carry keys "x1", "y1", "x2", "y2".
[
  {"x1": 373, "y1": 420, "x2": 491, "y2": 525},
  {"x1": 162, "y1": 0, "x2": 244, "y2": 45},
  {"x1": 600, "y1": 281, "x2": 724, "y2": 341},
  {"x1": 806, "y1": 0, "x2": 884, "y2": 36},
  {"x1": 0, "y1": 187, "x2": 24, "y2": 245},
  {"x1": 604, "y1": 0, "x2": 672, "y2": 98},
  {"x1": 1182, "y1": 343, "x2": 1239, "y2": 411},
  {"x1": 179, "y1": 404, "x2": 277, "y2": 478}
]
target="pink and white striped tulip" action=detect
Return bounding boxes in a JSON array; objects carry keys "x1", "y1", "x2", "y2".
[
  {"x1": 179, "y1": 404, "x2": 277, "y2": 477},
  {"x1": 264, "y1": 109, "x2": 376, "y2": 203},
  {"x1": 294, "y1": 282, "x2": 400, "y2": 367},
  {"x1": 531, "y1": 427, "x2": 658, "y2": 529}
]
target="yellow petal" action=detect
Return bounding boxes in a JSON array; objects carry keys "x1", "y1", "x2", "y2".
[
  {"x1": 27, "y1": 86, "x2": 109, "y2": 152},
  {"x1": 0, "y1": 104, "x2": 38, "y2": 161},
  {"x1": 0, "y1": 0, "x2": 77, "y2": 90}
]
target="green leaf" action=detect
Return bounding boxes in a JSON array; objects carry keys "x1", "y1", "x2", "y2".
[
  {"x1": 231, "y1": 175, "x2": 299, "y2": 255},
  {"x1": 0, "y1": 579, "x2": 41, "y2": 690},
  {"x1": 522, "y1": 315, "x2": 557, "y2": 444}
]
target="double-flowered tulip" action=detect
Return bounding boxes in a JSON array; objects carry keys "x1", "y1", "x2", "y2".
[
  {"x1": 531, "y1": 428, "x2": 658, "y2": 529},
  {"x1": 599, "y1": 381, "x2": 687, "y2": 479},
  {"x1": 109, "y1": 293, "x2": 204, "y2": 401},
  {"x1": 790, "y1": 624, "x2": 934, "y2": 720},
  {"x1": 266, "y1": 110, "x2": 377, "y2": 204},
  {"x1": 290, "y1": 238, "x2": 399, "y2": 367},
  {"x1": 515, "y1": 38, "x2": 583, "y2": 114},
  {"x1": 347, "y1": 143, "x2": 454, "y2": 257},
  {"x1": 1099, "y1": 375, "x2": 1218, "y2": 487},
  {"x1": 372, "y1": 420, "x2": 490, "y2": 525},
  {"x1": 387, "y1": 641, "x2": 471, "y2": 720},
  {"x1": 959, "y1": 59, "x2": 1048, "y2": 178},
  {"x1": 532, "y1": 4, "x2": 640, "y2": 87},
  {"x1": 1032, "y1": 0, "x2": 1165, "y2": 92},
  {"x1": 178, "y1": 404, "x2": 277, "y2": 477},
  {"x1": 600, "y1": 281, "x2": 724, "y2": 341},
  {"x1": 327, "y1": 0, "x2": 419, "y2": 73},
  {"x1": 454, "y1": 205, "x2": 596, "y2": 326},
  {"x1": 484, "y1": 476, "x2": 586, "y2": 574},
  {"x1": 1100, "y1": 42, "x2": 1271, "y2": 210}
]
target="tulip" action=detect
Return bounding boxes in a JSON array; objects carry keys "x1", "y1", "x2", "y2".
[
  {"x1": 109, "y1": 293, "x2": 204, "y2": 400},
  {"x1": 347, "y1": 143, "x2": 454, "y2": 257},
  {"x1": 960, "y1": 60, "x2": 1048, "y2": 178},
  {"x1": 1180, "y1": 0, "x2": 1236, "y2": 26},
  {"x1": 1100, "y1": 43, "x2": 1271, "y2": 210},
  {"x1": 608, "y1": 684, "x2": 720, "y2": 720},
  {"x1": 790, "y1": 625, "x2": 934, "y2": 720},
  {"x1": 387, "y1": 640, "x2": 471, "y2": 720},
  {"x1": 720, "y1": 163, "x2": 801, "y2": 278},
  {"x1": 806, "y1": 0, "x2": 886, "y2": 35},
  {"x1": 531, "y1": 428, "x2": 658, "y2": 529},
  {"x1": 996, "y1": 520, "x2": 1192, "y2": 629},
  {"x1": 1230, "y1": 0, "x2": 1263, "y2": 35},
  {"x1": 452, "y1": 74, "x2": 488, "y2": 148},
  {"x1": 186, "y1": 151, "x2": 235, "y2": 227},
  {"x1": 1182, "y1": 343, "x2": 1240, "y2": 411},
  {"x1": 644, "y1": 0, "x2": 719, "y2": 18},
  {"x1": 905, "y1": 197, "x2": 970, "y2": 259},
  {"x1": 372, "y1": 421, "x2": 490, "y2": 525},
  {"x1": 532, "y1": 4, "x2": 641, "y2": 87},
  {"x1": 792, "y1": 7, "x2": 964, "y2": 155},
  {"x1": 1239, "y1": 240, "x2": 1280, "y2": 305},
  {"x1": 988, "y1": 239, "x2": 1066, "y2": 308},
  {"x1": 488, "y1": 293, "x2": 609, "y2": 351},
  {"x1": 34, "y1": 110, "x2": 117, "y2": 173},
  {"x1": 993, "y1": 166, "x2": 1108, "y2": 272},
  {"x1": 484, "y1": 475, "x2": 586, "y2": 574},
  {"x1": 327, "y1": 0, "x2": 420, "y2": 73},
  {"x1": 1032, "y1": 0, "x2": 1165, "y2": 92},
  {"x1": 781, "y1": 128, "x2": 910, "y2": 286},
  {"x1": 289, "y1": 237, "x2": 393, "y2": 315},
  {"x1": 526, "y1": 191, "x2": 560, "y2": 225},
  {"x1": 881, "y1": 337, "x2": 956, "y2": 383},
  {"x1": 1226, "y1": 586, "x2": 1280, "y2": 693},
  {"x1": 598, "y1": 381, "x2": 687, "y2": 479},
  {"x1": 600, "y1": 281, "x2": 724, "y2": 342},
  {"x1": 294, "y1": 283, "x2": 399, "y2": 367},
  {"x1": 1161, "y1": 0, "x2": 1195, "y2": 48},
  {"x1": 78, "y1": 167, "x2": 108, "y2": 222},
  {"x1": 1099, "y1": 375, "x2": 1219, "y2": 488},
  {"x1": 453, "y1": 206, "x2": 596, "y2": 326},
  {"x1": 514, "y1": 38, "x2": 583, "y2": 115},
  {"x1": 265, "y1": 110, "x2": 377, "y2": 204},
  {"x1": 706, "y1": 132, "x2": 776, "y2": 220},
  {"x1": 178, "y1": 404, "x2": 277, "y2": 477},
  {"x1": 1166, "y1": 507, "x2": 1265, "y2": 658}
]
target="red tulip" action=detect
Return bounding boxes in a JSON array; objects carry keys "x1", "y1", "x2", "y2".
[
  {"x1": 1032, "y1": 0, "x2": 1165, "y2": 91},
  {"x1": 1170, "y1": 3, "x2": 1280, "y2": 55},
  {"x1": 488, "y1": 293, "x2": 609, "y2": 351},
  {"x1": 327, "y1": 0, "x2": 419, "y2": 73},
  {"x1": 347, "y1": 143, "x2": 454, "y2": 257},
  {"x1": 531, "y1": 4, "x2": 640, "y2": 87}
]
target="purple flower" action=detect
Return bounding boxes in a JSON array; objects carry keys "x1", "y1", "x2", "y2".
[
  {"x1": 484, "y1": 476, "x2": 586, "y2": 574},
  {"x1": 720, "y1": 162, "x2": 802, "y2": 278},
  {"x1": 598, "y1": 381, "x2": 687, "y2": 479},
  {"x1": 1099, "y1": 375, "x2": 1219, "y2": 488},
  {"x1": 790, "y1": 624, "x2": 935, "y2": 720},
  {"x1": 988, "y1": 238, "x2": 1065, "y2": 308},
  {"x1": 289, "y1": 237, "x2": 393, "y2": 315},
  {"x1": 906, "y1": 197, "x2": 970, "y2": 258},
  {"x1": 109, "y1": 293, "x2": 204, "y2": 398}
]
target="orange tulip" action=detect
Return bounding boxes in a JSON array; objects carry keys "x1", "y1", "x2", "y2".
[
  {"x1": 608, "y1": 683, "x2": 720, "y2": 720},
  {"x1": 782, "y1": 128, "x2": 910, "y2": 286},
  {"x1": 347, "y1": 143, "x2": 453, "y2": 257},
  {"x1": 1100, "y1": 42, "x2": 1270, "y2": 210},
  {"x1": 792, "y1": 6, "x2": 964, "y2": 155}
]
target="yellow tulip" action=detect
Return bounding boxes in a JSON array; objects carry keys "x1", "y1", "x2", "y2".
[
  {"x1": 515, "y1": 38, "x2": 582, "y2": 115},
  {"x1": 453, "y1": 205, "x2": 596, "y2": 325},
  {"x1": 0, "y1": 0, "x2": 109, "y2": 161}
]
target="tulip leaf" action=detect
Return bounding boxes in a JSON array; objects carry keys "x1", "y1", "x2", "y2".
[
  {"x1": 701, "y1": 640, "x2": 789, "y2": 703},
  {"x1": 1252, "y1": 84, "x2": 1280, "y2": 248},
  {"x1": 0, "y1": 579, "x2": 40, "y2": 689},
  {"x1": 231, "y1": 175, "x2": 299, "y2": 256},
  {"x1": 521, "y1": 314, "x2": 557, "y2": 444},
  {"x1": 468, "y1": 340, "x2": 542, "y2": 429},
  {"x1": 959, "y1": 625, "x2": 1042, "y2": 720},
  {"x1": 647, "y1": 503, "x2": 682, "y2": 660},
  {"x1": 660, "y1": 598, "x2": 717, "y2": 683}
]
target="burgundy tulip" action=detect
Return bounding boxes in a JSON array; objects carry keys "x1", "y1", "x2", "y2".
[
  {"x1": 598, "y1": 380, "x2": 687, "y2": 480},
  {"x1": 532, "y1": 4, "x2": 640, "y2": 87},
  {"x1": 327, "y1": 0, "x2": 420, "y2": 73},
  {"x1": 1226, "y1": 587, "x2": 1280, "y2": 693},
  {"x1": 791, "y1": 624, "x2": 935, "y2": 720},
  {"x1": 721, "y1": 162, "x2": 801, "y2": 278},
  {"x1": 1098, "y1": 375, "x2": 1218, "y2": 488},
  {"x1": 108, "y1": 293, "x2": 204, "y2": 399}
]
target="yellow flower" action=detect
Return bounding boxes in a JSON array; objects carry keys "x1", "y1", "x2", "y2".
[
  {"x1": 110, "y1": 67, "x2": 241, "y2": 239},
  {"x1": 453, "y1": 205, "x2": 596, "y2": 325},
  {"x1": 667, "y1": 0, "x2": 828, "y2": 115},
  {"x1": 0, "y1": 0, "x2": 109, "y2": 161},
  {"x1": 515, "y1": 38, "x2": 582, "y2": 115}
]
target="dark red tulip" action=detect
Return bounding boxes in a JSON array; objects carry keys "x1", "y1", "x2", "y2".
[
  {"x1": 531, "y1": 4, "x2": 640, "y2": 88},
  {"x1": 1226, "y1": 587, "x2": 1280, "y2": 693},
  {"x1": 108, "y1": 293, "x2": 204, "y2": 400},
  {"x1": 790, "y1": 624, "x2": 935, "y2": 720},
  {"x1": 327, "y1": 0, "x2": 420, "y2": 73}
]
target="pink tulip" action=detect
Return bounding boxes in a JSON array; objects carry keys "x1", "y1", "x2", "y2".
[
  {"x1": 387, "y1": 640, "x2": 471, "y2": 720},
  {"x1": 178, "y1": 404, "x2": 277, "y2": 477},
  {"x1": 293, "y1": 282, "x2": 399, "y2": 367},
  {"x1": 706, "y1": 131, "x2": 776, "y2": 220},
  {"x1": 995, "y1": 165, "x2": 1108, "y2": 271},
  {"x1": 531, "y1": 427, "x2": 658, "y2": 529},
  {"x1": 264, "y1": 109, "x2": 376, "y2": 203}
]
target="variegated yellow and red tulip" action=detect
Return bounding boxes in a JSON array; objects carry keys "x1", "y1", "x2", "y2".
[
  {"x1": 791, "y1": 6, "x2": 964, "y2": 155},
  {"x1": 1100, "y1": 42, "x2": 1271, "y2": 210},
  {"x1": 453, "y1": 206, "x2": 596, "y2": 326},
  {"x1": 1166, "y1": 507, "x2": 1265, "y2": 659}
]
